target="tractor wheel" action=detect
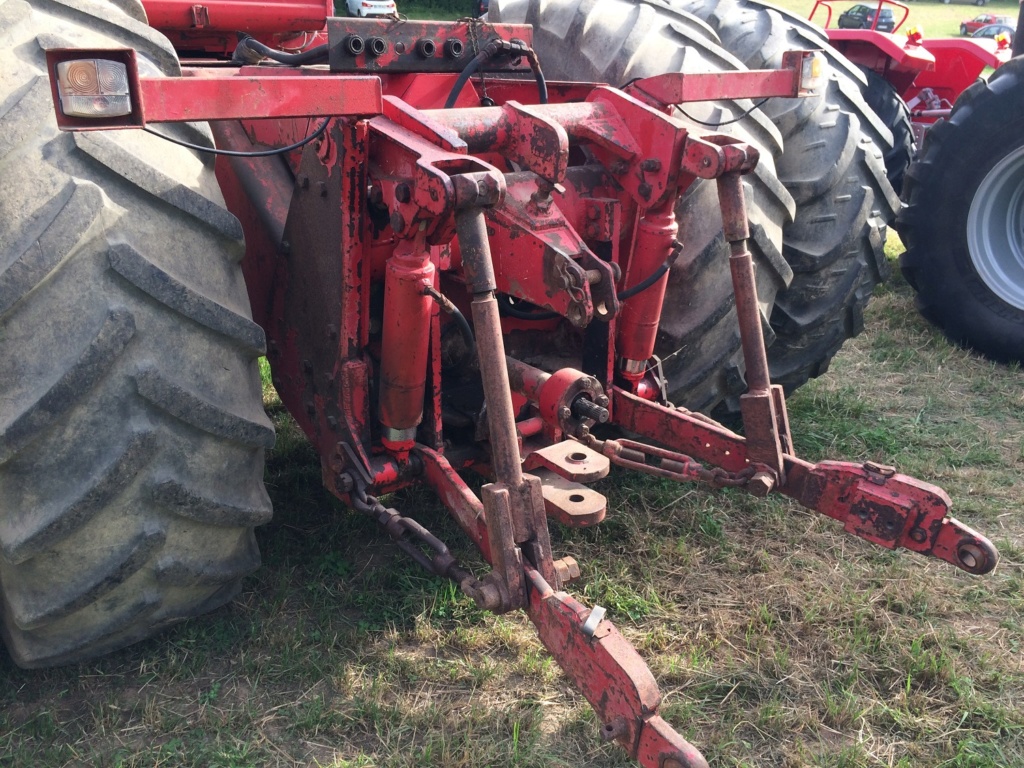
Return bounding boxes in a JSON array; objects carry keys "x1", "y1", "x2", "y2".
[
  {"x1": 859, "y1": 66, "x2": 915, "y2": 194},
  {"x1": 0, "y1": 0, "x2": 274, "y2": 667},
  {"x1": 677, "y1": 0, "x2": 901, "y2": 396},
  {"x1": 960, "y1": 24, "x2": 968, "y2": 35},
  {"x1": 898, "y1": 56, "x2": 1024, "y2": 363},
  {"x1": 490, "y1": 0, "x2": 796, "y2": 412}
]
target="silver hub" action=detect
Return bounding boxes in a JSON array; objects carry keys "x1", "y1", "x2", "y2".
[{"x1": 966, "y1": 144, "x2": 1024, "y2": 310}]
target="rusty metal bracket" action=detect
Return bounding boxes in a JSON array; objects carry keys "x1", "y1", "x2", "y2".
[
  {"x1": 530, "y1": 468, "x2": 607, "y2": 527},
  {"x1": 522, "y1": 440, "x2": 609, "y2": 483},
  {"x1": 525, "y1": 566, "x2": 709, "y2": 768}
]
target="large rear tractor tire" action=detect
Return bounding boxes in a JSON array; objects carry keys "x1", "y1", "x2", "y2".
[
  {"x1": 676, "y1": 0, "x2": 901, "y2": 395},
  {"x1": 0, "y1": 0, "x2": 274, "y2": 667},
  {"x1": 859, "y1": 66, "x2": 915, "y2": 194},
  {"x1": 491, "y1": 0, "x2": 796, "y2": 413},
  {"x1": 898, "y1": 57, "x2": 1024, "y2": 363}
]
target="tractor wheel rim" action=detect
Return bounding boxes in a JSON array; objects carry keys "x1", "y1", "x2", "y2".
[{"x1": 967, "y1": 144, "x2": 1024, "y2": 310}]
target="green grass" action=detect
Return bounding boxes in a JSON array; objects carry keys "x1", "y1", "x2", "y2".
[
  {"x1": 4, "y1": 4, "x2": 1024, "y2": 766},
  {"x1": 4, "y1": 236, "x2": 1021, "y2": 767}
]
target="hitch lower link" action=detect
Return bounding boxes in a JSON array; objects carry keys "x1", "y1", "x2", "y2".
[{"x1": 431, "y1": 171, "x2": 712, "y2": 768}]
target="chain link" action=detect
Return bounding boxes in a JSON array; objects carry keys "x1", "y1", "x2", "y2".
[{"x1": 351, "y1": 485, "x2": 478, "y2": 587}]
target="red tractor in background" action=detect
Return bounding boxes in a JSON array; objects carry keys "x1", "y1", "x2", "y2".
[
  {"x1": 804, "y1": 0, "x2": 1024, "y2": 363},
  {"x1": 1, "y1": 0, "x2": 1008, "y2": 764}
]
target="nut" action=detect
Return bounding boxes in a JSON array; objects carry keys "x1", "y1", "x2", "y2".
[{"x1": 746, "y1": 471, "x2": 775, "y2": 497}]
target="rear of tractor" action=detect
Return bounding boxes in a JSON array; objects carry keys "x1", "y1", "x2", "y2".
[{"x1": 1, "y1": 0, "x2": 1002, "y2": 764}]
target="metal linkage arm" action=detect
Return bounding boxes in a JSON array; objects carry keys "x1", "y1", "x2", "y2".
[
  {"x1": 611, "y1": 387, "x2": 999, "y2": 575},
  {"x1": 524, "y1": 566, "x2": 709, "y2": 768}
]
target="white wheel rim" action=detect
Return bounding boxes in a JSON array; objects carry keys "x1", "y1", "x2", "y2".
[{"x1": 966, "y1": 145, "x2": 1024, "y2": 310}]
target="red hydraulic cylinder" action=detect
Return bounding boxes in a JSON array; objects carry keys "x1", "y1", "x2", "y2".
[
  {"x1": 617, "y1": 200, "x2": 678, "y2": 382},
  {"x1": 378, "y1": 237, "x2": 435, "y2": 452}
]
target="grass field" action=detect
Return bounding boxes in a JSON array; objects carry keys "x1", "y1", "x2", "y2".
[
  {"x1": 3, "y1": 5, "x2": 1024, "y2": 768},
  {"x1": 3, "y1": 256, "x2": 1021, "y2": 767}
]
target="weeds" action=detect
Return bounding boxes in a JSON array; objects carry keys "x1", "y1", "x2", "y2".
[{"x1": 3, "y1": 242, "x2": 1023, "y2": 764}]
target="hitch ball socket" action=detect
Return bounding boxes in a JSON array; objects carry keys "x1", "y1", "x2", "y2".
[
  {"x1": 344, "y1": 35, "x2": 364, "y2": 56},
  {"x1": 367, "y1": 37, "x2": 389, "y2": 57}
]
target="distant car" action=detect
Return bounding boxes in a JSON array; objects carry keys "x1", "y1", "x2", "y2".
[
  {"x1": 960, "y1": 14, "x2": 1013, "y2": 35},
  {"x1": 478, "y1": 0, "x2": 488, "y2": 15},
  {"x1": 837, "y1": 5, "x2": 896, "y2": 32},
  {"x1": 970, "y1": 22, "x2": 1016, "y2": 39},
  {"x1": 346, "y1": 0, "x2": 396, "y2": 16}
]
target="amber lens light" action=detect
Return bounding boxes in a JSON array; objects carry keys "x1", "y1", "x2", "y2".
[
  {"x1": 799, "y1": 52, "x2": 826, "y2": 94},
  {"x1": 56, "y1": 59, "x2": 131, "y2": 118}
]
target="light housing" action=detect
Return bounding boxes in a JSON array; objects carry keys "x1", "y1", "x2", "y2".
[
  {"x1": 55, "y1": 58, "x2": 131, "y2": 118},
  {"x1": 799, "y1": 51, "x2": 826, "y2": 95},
  {"x1": 46, "y1": 48, "x2": 143, "y2": 131}
]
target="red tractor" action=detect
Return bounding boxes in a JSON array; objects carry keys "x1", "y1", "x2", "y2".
[
  {"x1": 2, "y1": 0, "x2": 1002, "y2": 764},
  {"x1": 802, "y1": 0, "x2": 1024, "y2": 361}
]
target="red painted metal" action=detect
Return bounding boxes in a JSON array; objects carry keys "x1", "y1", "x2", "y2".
[
  {"x1": 143, "y1": 0, "x2": 330, "y2": 56},
  {"x1": 45, "y1": 48, "x2": 383, "y2": 130},
  {"x1": 143, "y1": 0, "x2": 329, "y2": 34},
  {"x1": 378, "y1": 235, "x2": 436, "y2": 451},
  {"x1": 526, "y1": 566, "x2": 709, "y2": 768},
  {"x1": 616, "y1": 199, "x2": 677, "y2": 380},
  {"x1": 627, "y1": 56, "x2": 805, "y2": 104},
  {"x1": 44, "y1": 32, "x2": 1000, "y2": 765}
]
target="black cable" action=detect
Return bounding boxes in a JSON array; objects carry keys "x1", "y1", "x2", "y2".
[
  {"x1": 675, "y1": 97, "x2": 770, "y2": 128},
  {"x1": 616, "y1": 260, "x2": 671, "y2": 301},
  {"x1": 446, "y1": 39, "x2": 547, "y2": 109},
  {"x1": 450, "y1": 305, "x2": 476, "y2": 352},
  {"x1": 445, "y1": 48, "x2": 491, "y2": 109},
  {"x1": 143, "y1": 117, "x2": 331, "y2": 158},
  {"x1": 232, "y1": 37, "x2": 329, "y2": 66},
  {"x1": 524, "y1": 50, "x2": 548, "y2": 105}
]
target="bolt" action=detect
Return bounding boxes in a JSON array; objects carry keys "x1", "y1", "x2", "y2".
[
  {"x1": 909, "y1": 527, "x2": 927, "y2": 543},
  {"x1": 746, "y1": 471, "x2": 775, "y2": 497},
  {"x1": 610, "y1": 160, "x2": 629, "y2": 175},
  {"x1": 587, "y1": 205, "x2": 601, "y2": 220},
  {"x1": 640, "y1": 158, "x2": 662, "y2": 172},
  {"x1": 334, "y1": 471, "x2": 354, "y2": 492},
  {"x1": 596, "y1": 394, "x2": 609, "y2": 408},
  {"x1": 559, "y1": 406, "x2": 572, "y2": 422},
  {"x1": 637, "y1": 182, "x2": 653, "y2": 200}
]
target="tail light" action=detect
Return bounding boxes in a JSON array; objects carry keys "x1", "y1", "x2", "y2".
[{"x1": 55, "y1": 59, "x2": 132, "y2": 117}]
